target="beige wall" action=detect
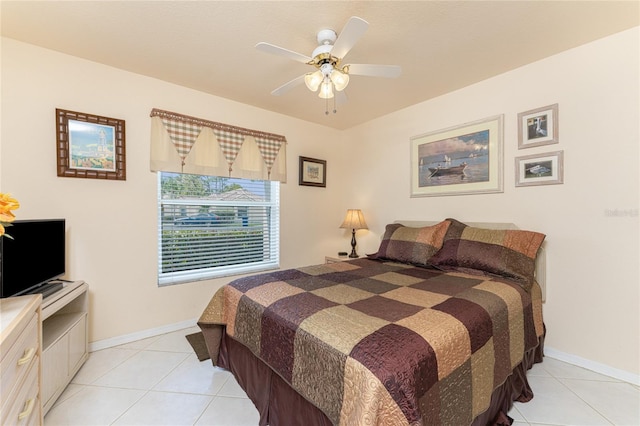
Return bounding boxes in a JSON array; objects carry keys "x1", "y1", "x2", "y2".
[
  {"x1": 344, "y1": 27, "x2": 639, "y2": 377},
  {"x1": 2, "y1": 26, "x2": 638, "y2": 378},
  {"x1": 0, "y1": 37, "x2": 350, "y2": 343}
]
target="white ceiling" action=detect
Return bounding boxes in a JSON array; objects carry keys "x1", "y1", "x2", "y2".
[{"x1": 1, "y1": 1, "x2": 638, "y2": 130}]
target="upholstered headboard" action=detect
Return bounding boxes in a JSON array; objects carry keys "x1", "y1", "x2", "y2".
[{"x1": 395, "y1": 221, "x2": 547, "y2": 302}]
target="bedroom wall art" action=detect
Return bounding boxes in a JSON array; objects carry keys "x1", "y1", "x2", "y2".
[
  {"x1": 410, "y1": 115, "x2": 503, "y2": 197},
  {"x1": 517, "y1": 103, "x2": 559, "y2": 149},
  {"x1": 298, "y1": 156, "x2": 326, "y2": 187},
  {"x1": 56, "y1": 108, "x2": 126, "y2": 180},
  {"x1": 515, "y1": 150, "x2": 564, "y2": 187}
]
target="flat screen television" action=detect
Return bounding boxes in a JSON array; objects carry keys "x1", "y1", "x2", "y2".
[{"x1": 0, "y1": 219, "x2": 66, "y2": 298}]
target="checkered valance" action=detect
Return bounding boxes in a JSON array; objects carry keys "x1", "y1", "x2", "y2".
[{"x1": 150, "y1": 108, "x2": 287, "y2": 182}]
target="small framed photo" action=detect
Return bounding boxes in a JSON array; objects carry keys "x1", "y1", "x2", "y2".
[
  {"x1": 515, "y1": 150, "x2": 564, "y2": 187},
  {"x1": 56, "y1": 108, "x2": 126, "y2": 180},
  {"x1": 518, "y1": 103, "x2": 559, "y2": 149},
  {"x1": 299, "y1": 156, "x2": 326, "y2": 187}
]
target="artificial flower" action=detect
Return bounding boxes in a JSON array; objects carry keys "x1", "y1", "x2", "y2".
[{"x1": 0, "y1": 192, "x2": 20, "y2": 238}]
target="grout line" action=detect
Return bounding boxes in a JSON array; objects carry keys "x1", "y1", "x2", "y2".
[
  {"x1": 558, "y1": 378, "x2": 615, "y2": 425},
  {"x1": 108, "y1": 388, "x2": 151, "y2": 426},
  {"x1": 71, "y1": 345, "x2": 143, "y2": 386}
]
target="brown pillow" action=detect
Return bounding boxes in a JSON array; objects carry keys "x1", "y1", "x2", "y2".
[
  {"x1": 428, "y1": 218, "x2": 545, "y2": 289},
  {"x1": 370, "y1": 220, "x2": 451, "y2": 266}
]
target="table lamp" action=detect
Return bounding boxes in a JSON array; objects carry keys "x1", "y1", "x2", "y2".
[{"x1": 339, "y1": 209, "x2": 368, "y2": 258}]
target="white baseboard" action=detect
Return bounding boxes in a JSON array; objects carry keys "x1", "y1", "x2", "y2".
[
  {"x1": 545, "y1": 345, "x2": 640, "y2": 386},
  {"x1": 89, "y1": 318, "x2": 199, "y2": 352}
]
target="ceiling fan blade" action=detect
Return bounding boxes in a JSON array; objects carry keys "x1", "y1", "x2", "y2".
[
  {"x1": 346, "y1": 64, "x2": 402, "y2": 78},
  {"x1": 331, "y1": 16, "x2": 369, "y2": 59},
  {"x1": 271, "y1": 74, "x2": 306, "y2": 96},
  {"x1": 256, "y1": 42, "x2": 311, "y2": 64},
  {"x1": 335, "y1": 90, "x2": 348, "y2": 106}
]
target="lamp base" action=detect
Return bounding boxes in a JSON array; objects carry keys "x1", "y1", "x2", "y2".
[{"x1": 348, "y1": 229, "x2": 358, "y2": 258}]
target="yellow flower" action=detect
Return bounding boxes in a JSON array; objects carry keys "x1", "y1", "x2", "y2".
[{"x1": 0, "y1": 192, "x2": 20, "y2": 238}]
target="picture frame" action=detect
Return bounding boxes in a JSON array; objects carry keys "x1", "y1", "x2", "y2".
[
  {"x1": 515, "y1": 150, "x2": 564, "y2": 187},
  {"x1": 517, "y1": 103, "x2": 559, "y2": 149},
  {"x1": 56, "y1": 108, "x2": 126, "y2": 180},
  {"x1": 410, "y1": 115, "x2": 503, "y2": 197},
  {"x1": 298, "y1": 156, "x2": 326, "y2": 187}
]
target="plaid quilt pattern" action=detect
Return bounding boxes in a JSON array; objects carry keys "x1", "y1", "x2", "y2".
[{"x1": 199, "y1": 258, "x2": 544, "y2": 425}]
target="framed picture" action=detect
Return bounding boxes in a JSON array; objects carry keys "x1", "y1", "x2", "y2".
[
  {"x1": 56, "y1": 108, "x2": 126, "y2": 180},
  {"x1": 410, "y1": 115, "x2": 503, "y2": 197},
  {"x1": 515, "y1": 150, "x2": 564, "y2": 187},
  {"x1": 299, "y1": 156, "x2": 326, "y2": 187},
  {"x1": 518, "y1": 103, "x2": 559, "y2": 149}
]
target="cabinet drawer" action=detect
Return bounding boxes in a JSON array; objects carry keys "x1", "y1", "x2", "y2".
[
  {"x1": 0, "y1": 313, "x2": 38, "y2": 403},
  {"x1": 1, "y1": 354, "x2": 40, "y2": 426}
]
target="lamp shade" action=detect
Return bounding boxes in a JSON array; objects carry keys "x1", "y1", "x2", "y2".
[
  {"x1": 339, "y1": 209, "x2": 368, "y2": 230},
  {"x1": 330, "y1": 69, "x2": 350, "y2": 91},
  {"x1": 318, "y1": 80, "x2": 334, "y2": 99},
  {"x1": 304, "y1": 71, "x2": 323, "y2": 92}
]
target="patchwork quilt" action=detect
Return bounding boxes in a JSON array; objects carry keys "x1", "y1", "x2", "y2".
[{"x1": 199, "y1": 258, "x2": 544, "y2": 425}]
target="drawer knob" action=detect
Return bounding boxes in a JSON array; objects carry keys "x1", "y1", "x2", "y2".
[
  {"x1": 17, "y1": 348, "x2": 36, "y2": 366},
  {"x1": 18, "y1": 398, "x2": 35, "y2": 421}
]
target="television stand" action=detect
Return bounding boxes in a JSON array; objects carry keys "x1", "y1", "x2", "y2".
[
  {"x1": 41, "y1": 280, "x2": 88, "y2": 415},
  {"x1": 27, "y1": 281, "x2": 64, "y2": 298}
]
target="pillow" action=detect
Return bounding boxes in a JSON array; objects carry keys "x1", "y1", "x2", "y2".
[
  {"x1": 369, "y1": 220, "x2": 451, "y2": 266},
  {"x1": 428, "y1": 218, "x2": 545, "y2": 290}
]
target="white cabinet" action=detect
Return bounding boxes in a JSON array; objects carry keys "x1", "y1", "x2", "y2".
[
  {"x1": 0, "y1": 294, "x2": 43, "y2": 426},
  {"x1": 41, "y1": 281, "x2": 88, "y2": 415}
]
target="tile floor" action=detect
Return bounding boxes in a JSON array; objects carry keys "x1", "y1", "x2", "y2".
[{"x1": 44, "y1": 326, "x2": 640, "y2": 426}]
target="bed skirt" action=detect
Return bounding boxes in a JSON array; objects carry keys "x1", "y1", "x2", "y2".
[{"x1": 200, "y1": 323, "x2": 545, "y2": 426}]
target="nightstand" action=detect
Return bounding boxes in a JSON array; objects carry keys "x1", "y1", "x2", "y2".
[{"x1": 325, "y1": 255, "x2": 359, "y2": 264}]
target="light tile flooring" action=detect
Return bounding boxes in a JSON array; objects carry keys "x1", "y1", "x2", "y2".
[{"x1": 44, "y1": 327, "x2": 640, "y2": 426}]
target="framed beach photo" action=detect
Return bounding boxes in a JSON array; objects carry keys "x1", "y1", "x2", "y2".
[
  {"x1": 518, "y1": 103, "x2": 559, "y2": 149},
  {"x1": 298, "y1": 156, "x2": 326, "y2": 187},
  {"x1": 56, "y1": 108, "x2": 126, "y2": 180},
  {"x1": 410, "y1": 115, "x2": 503, "y2": 197},
  {"x1": 515, "y1": 150, "x2": 564, "y2": 187}
]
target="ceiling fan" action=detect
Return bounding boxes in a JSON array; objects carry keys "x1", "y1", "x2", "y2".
[{"x1": 256, "y1": 16, "x2": 402, "y2": 114}]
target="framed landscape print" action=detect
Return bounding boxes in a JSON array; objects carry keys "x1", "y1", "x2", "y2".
[
  {"x1": 56, "y1": 108, "x2": 126, "y2": 180},
  {"x1": 515, "y1": 150, "x2": 564, "y2": 187},
  {"x1": 518, "y1": 103, "x2": 559, "y2": 149},
  {"x1": 298, "y1": 156, "x2": 326, "y2": 187},
  {"x1": 410, "y1": 115, "x2": 503, "y2": 197}
]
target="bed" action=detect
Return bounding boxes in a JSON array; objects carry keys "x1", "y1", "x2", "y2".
[{"x1": 198, "y1": 218, "x2": 546, "y2": 425}]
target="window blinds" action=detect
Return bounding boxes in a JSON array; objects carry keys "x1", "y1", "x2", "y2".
[{"x1": 158, "y1": 174, "x2": 280, "y2": 285}]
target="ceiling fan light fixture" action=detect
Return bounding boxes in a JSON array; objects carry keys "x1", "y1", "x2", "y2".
[
  {"x1": 256, "y1": 16, "x2": 401, "y2": 114},
  {"x1": 330, "y1": 69, "x2": 349, "y2": 91},
  {"x1": 304, "y1": 70, "x2": 323, "y2": 92},
  {"x1": 318, "y1": 80, "x2": 334, "y2": 99}
]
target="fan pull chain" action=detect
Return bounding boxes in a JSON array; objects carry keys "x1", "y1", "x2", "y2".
[{"x1": 325, "y1": 94, "x2": 338, "y2": 116}]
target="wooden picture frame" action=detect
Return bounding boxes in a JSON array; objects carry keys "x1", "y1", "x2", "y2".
[
  {"x1": 517, "y1": 103, "x2": 559, "y2": 149},
  {"x1": 56, "y1": 108, "x2": 126, "y2": 180},
  {"x1": 298, "y1": 156, "x2": 326, "y2": 187},
  {"x1": 410, "y1": 115, "x2": 503, "y2": 197},
  {"x1": 515, "y1": 150, "x2": 564, "y2": 187}
]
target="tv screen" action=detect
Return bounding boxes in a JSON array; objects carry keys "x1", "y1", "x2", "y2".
[{"x1": 0, "y1": 219, "x2": 66, "y2": 298}]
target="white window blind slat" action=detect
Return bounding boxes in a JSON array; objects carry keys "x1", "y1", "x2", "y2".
[{"x1": 157, "y1": 172, "x2": 279, "y2": 286}]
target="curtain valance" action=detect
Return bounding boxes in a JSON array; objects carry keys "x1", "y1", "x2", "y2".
[{"x1": 150, "y1": 108, "x2": 287, "y2": 182}]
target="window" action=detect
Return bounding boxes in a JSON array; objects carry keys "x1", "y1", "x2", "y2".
[{"x1": 157, "y1": 172, "x2": 279, "y2": 286}]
